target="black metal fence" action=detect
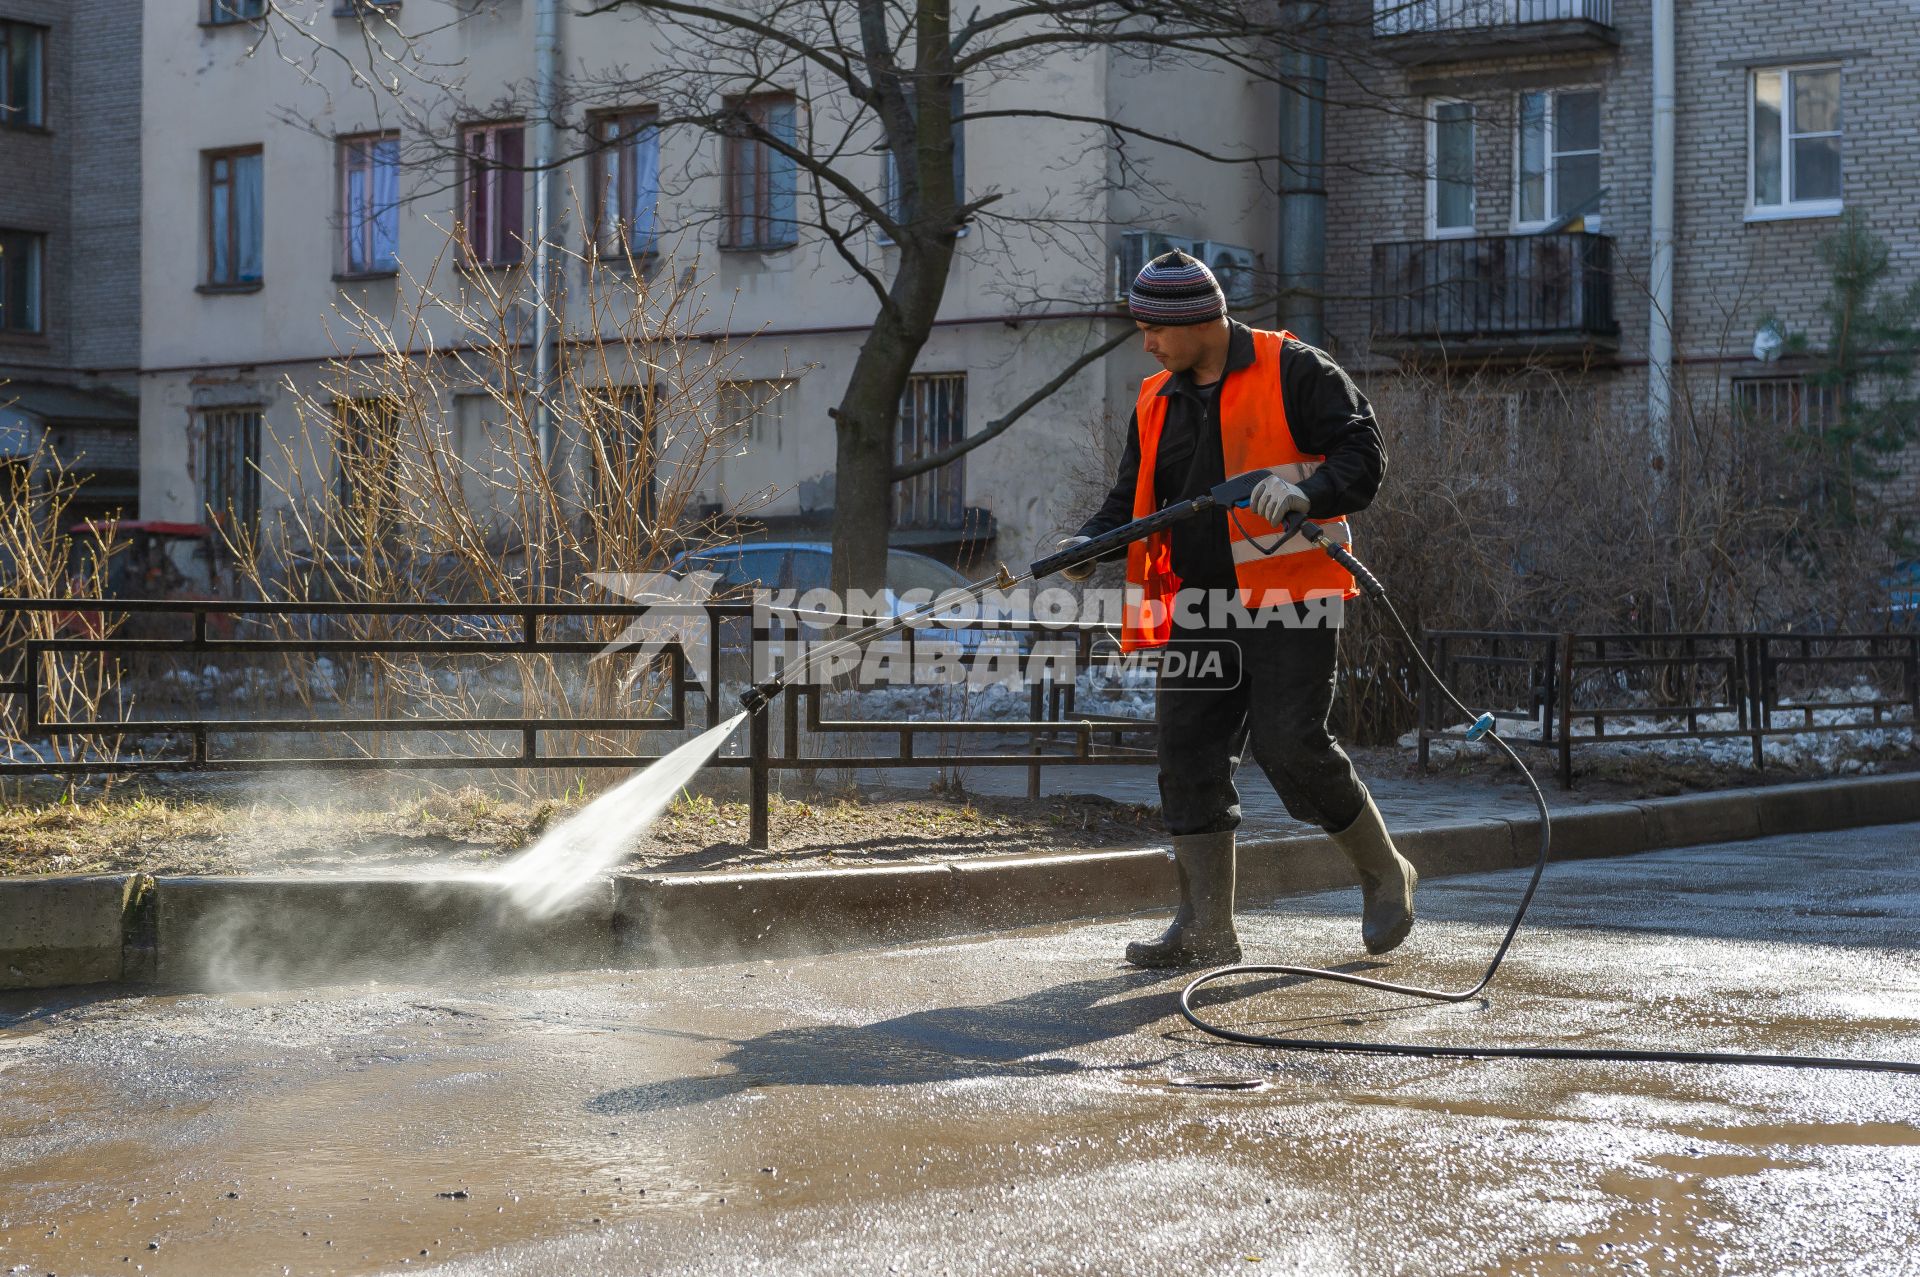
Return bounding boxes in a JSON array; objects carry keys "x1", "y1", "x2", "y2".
[
  {"x1": 1417, "y1": 630, "x2": 1920, "y2": 787},
  {"x1": 1371, "y1": 232, "x2": 1617, "y2": 346},
  {"x1": 0, "y1": 598, "x2": 1157, "y2": 850},
  {"x1": 9, "y1": 602, "x2": 1915, "y2": 846}
]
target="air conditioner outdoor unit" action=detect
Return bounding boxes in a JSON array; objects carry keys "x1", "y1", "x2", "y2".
[
  {"x1": 1196, "y1": 241, "x2": 1258, "y2": 307},
  {"x1": 1115, "y1": 229, "x2": 1200, "y2": 298}
]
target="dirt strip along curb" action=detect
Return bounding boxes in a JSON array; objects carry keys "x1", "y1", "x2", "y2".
[{"x1": 2, "y1": 772, "x2": 1915, "y2": 990}]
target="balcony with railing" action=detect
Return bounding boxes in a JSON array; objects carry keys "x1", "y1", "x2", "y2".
[
  {"x1": 1370, "y1": 231, "x2": 1618, "y2": 358},
  {"x1": 1372, "y1": 1, "x2": 1617, "y2": 64}
]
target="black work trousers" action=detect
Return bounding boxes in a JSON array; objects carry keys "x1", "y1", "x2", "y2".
[{"x1": 1154, "y1": 611, "x2": 1367, "y2": 837}]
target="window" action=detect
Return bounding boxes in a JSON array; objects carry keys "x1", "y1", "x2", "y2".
[
  {"x1": 205, "y1": 147, "x2": 264, "y2": 287},
  {"x1": 1733, "y1": 375, "x2": 1841, "y2": 504},
  {"x1": 332, "y1": 396, "x2": 402, "y2": 521},
  {"x1": 0, "y1": 21, "x2": 45, "y2": 129},
  {"x1": 881, "y1": 82, "x2": 966, "y2": 240},
  {"x1": 723, "y1": 94, "x2": 797, "y2": 249},
  {"x1": 207, "y1": 0, "x2": 267, "y2": 23},
  {"x1": 1751, "y1": 65, "x2": 1841, "y2": 217},
  {"x1": 1427, "y1": 100, "x2": 1475, "y2": 237},
  {"x1": 588, "y1": 109, "x2": 660, "y2": 259},
  {"x1": 718, "y1": 379, "x2": 791, "y2": 449},
  {"x1": 1515, "y1": 88, "x2": 1600, "y2": 227},
  {"x1": 585, "y1": 386, "x2": 657, "y2": 522},
  {"x1": 199, "y1": 409, "x2": 262, "y2": 541},
  {"x1": 340, "y1": 133, "x2": 399, "y2": 275},
  {"x1": 891, "y1": 373, "x2": 966, "y2": 531},
  {"x1": 462, "y1": 122, "x2": 525, "y2": 266},
  {"x1": 0, "y1": 230, "x2": 43, "y2": 334}
]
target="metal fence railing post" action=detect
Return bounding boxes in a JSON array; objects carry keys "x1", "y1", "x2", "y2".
[
  {"x1": 1557, "y1": 631, "x2": 1575, "y2": 789},
  {"x1": 749, "y1": 693, "x2": 770, "y2": 851}
]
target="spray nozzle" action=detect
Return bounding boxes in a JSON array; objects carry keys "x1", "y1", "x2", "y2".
[{"x1": 740, "y1": 681, "x2": 779, "y2": 716}]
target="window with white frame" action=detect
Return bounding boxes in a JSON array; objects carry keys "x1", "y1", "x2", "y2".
[
  {"x1": 589, "y1": 109, "x2": 661, "y2": 259},
  {"x1": 1750, "y1": 65, "x2": 1841, "y2": 216},
  {"x1": 340, "y1": 133, "x2": 399, "y2": 275},
  {"x1": 461, "y1": 122, "x2": 526, "y2": 266},
  {"x1": 1427, "y1": 100, "x2": 1475, "y2": 236},
  {"x1": 0, "y1": 21, "x2": 45, "y2": 129},
  {"x1": 0, "y1": 229, "x2": 43, "y2": 333},
  {"x1": 1515, "y1": 88, "x2": 1600, "y2": 227}
]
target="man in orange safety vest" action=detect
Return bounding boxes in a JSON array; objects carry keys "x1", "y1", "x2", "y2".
[{"x1": 1060, "y1": 250, "x2": 1418, "y2": 968}]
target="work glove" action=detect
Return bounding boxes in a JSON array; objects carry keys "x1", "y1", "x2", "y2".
[
  {"x1": 1249, "y1": 473, "x2": 1310, "y2": 526},
  {"x1": 1057, "y1": 535, "x2": 1097, "y2": 582}
]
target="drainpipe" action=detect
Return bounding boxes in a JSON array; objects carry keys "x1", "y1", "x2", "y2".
[
  {"x1": 1276, "y1": 1, "x2": 1326, "y2": 347},
  {"x1": 1647, "y1": 0, "x2": 1676, "y2": 457},
  {"x1": 531, "y1": 0, "x2": 562, "y2": 464}
]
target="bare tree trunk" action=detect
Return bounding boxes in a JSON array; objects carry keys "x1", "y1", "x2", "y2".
[{"x1": 828, "y1": 239, "x2": 954, "y2": 596}]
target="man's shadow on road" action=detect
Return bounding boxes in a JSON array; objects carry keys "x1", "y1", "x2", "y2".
[{"x1": 586, "y1": 962, "x2": 1375, "y2": 1118}]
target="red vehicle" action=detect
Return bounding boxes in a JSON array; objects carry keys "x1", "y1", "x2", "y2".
[{"x1": 58, "y1": 521, "x2": 235, "y2": 638}]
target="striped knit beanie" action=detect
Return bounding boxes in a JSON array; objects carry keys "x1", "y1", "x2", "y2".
[{"x1": 1127, "y1": 250, "x2": 1227, "y2": 326}]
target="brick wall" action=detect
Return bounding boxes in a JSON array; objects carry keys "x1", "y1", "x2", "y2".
[
  {"x1": 1319, "y1": 0, "x2": 1920, "y2": 503},
  {"x1": 0, "y1": 0, "x2": 141, "y2": 381}
]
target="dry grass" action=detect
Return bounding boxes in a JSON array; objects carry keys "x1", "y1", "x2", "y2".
[{"x1": 0, "y1": 781, "x2": 1161, "y2": 879}]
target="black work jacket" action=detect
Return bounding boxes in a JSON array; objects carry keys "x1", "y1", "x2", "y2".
[{"x1": 1076, "y1": 321, "x2": 1386, "y2": 588}]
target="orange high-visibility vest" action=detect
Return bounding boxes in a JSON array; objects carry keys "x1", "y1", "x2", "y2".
[{"x1": 1121, "y1": 328, "x2": 1356, "y2": 651}]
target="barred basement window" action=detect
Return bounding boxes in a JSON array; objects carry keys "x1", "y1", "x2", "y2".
[
  {"x1": 718, "y1": 379, "x2": 792, "y2": 449},
  {"x1": 332, "y1": 396, "x2": 403, "y2": 522},
  {"x1": 1733, "y1": 374, "x2": 1841, "y2": 503},
  {"x1": 585, "y1": 385, "x2": 657, "y2": 523},
  {"x1": 892, "y1": 373, "x2": 966, "y2": 531},
  {"x1": 199, "y1": 409, "x2": 262, "y2": 541}
]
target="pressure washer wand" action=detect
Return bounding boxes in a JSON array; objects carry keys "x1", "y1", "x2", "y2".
[{"x1": 737, "y1": 470, "x2": 1282, "y2": 716}]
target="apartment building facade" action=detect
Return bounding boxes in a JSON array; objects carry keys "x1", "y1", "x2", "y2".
[
  {"x1": 0, "y1": 0, "x2": 141, "y2": 526},
  {"x1": 1318, "y1": 0, "x2": 1920, "y2": 496},
  {"x1": 137, "y1": 1, "x2": 1281, "y2": 574}
]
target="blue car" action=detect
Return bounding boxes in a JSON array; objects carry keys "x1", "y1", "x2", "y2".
[{"x1": 670, "y1": 541, "x2": 1032, "y2": 655}]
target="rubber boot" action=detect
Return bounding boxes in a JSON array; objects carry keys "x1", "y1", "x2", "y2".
[
  {"x1": 1329, "y1": 791, "x2": 1418, "y2": 955},
  {"x1": 1125, "y1": 830, "x2": 1241, "y2": 969}
]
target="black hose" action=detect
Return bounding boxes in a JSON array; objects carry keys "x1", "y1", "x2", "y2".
[{"x1": 1179, "y1": 524, "x2": 1920, "y2": 1076}]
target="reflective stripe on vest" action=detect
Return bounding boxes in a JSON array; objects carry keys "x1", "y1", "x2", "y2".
[{"x1": 1120, "y1": 328, "x2": 1357, "y2": 652}]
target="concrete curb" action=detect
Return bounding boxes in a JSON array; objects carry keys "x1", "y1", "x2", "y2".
[{"x1": 2, "y1": 772, "x2": 1916, "y2": 990}]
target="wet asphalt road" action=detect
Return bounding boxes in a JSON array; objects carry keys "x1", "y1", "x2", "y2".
[{"x1": 3, "y1": 824, "x2": 1919, "y2": 1277}]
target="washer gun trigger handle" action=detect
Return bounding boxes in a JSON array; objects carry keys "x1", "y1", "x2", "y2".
[{"x1": 1208, "y1": 472, "x2": 1325, "y2": 546}]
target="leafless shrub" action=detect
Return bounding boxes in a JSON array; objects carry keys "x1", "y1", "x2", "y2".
[
  {"x1": 0, "y1": 427, "x2": 128, "y2": 790},
  {"x1": 211, "y1": 235, "x2": 792, "y2": 796},
  {"x1": 1340, "y1": 362, "x2": 1893, "y2": 743}
]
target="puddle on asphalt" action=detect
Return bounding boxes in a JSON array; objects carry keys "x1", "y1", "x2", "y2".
[
  {"x1": 1474, "y1": 1148, "x2": 1807, "y2": 1276},
  {"x1": 1670, "y1": 1120, "x2": 1920, "y2": 1148}
]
